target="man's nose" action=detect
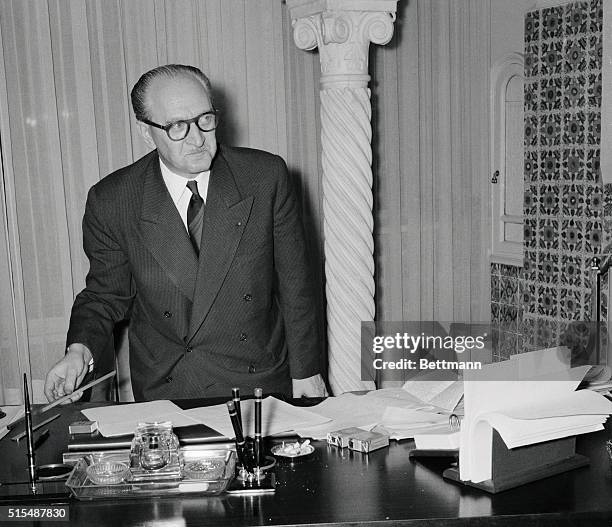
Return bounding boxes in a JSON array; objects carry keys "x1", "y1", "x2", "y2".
[{"x1": 185, "y1": 122, "x2": 205, "y2": 146}]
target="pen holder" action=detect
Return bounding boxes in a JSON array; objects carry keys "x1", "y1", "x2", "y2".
[
  {"x1": 442, "y1": 430, "x2": 589, "y2": 493},
  {"x1": 236, "y1": 437, "x2": 276, "y2": 484}
]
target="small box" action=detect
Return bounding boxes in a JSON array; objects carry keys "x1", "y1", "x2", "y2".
[
  {"x1": 347, "y1": 430, "x2": 389, "y2": 454},
  {"x1": 69, "y1": 420, "x2": 98, "y2": 434},
  {"x1": 327, "y1": 427, "x2": 366, "y2": 448}
]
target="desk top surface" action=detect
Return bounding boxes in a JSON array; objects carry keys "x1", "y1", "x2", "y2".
[{"x1": 1, "y1": 399, "x2": 611, "y2": 527}]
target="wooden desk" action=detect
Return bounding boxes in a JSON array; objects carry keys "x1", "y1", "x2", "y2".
[{"x1": 1, "y1": 400, "x2": 611, "y2": 526}]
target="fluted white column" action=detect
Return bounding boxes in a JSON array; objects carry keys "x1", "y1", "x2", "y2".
[{"x1": 288, "y1": 0, "x2": 398, "y2": 394}]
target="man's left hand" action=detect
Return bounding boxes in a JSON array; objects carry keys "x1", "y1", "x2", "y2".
[{"x1": 292, "y1": 374, "x2": 328, "y2": 397}]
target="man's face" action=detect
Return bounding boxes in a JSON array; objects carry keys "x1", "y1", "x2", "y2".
[{"x1": 138, "y1": 75, "x2": 218, "y2": 177}]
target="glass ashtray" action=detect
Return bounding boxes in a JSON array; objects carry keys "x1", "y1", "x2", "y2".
[
  {"x1": 183, "y1": 459, "x2": 226, "y2": 480},
  {"x1": 86, "y1": 461, "x2": 130, "y2": 485},
  {"x1": 271, "y1": 440, "x2": 315, "y2": 459}
]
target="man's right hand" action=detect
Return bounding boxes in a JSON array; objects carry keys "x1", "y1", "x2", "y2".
[{"x1": 43, "y1": 344, "x2": 93, "y2": 403}]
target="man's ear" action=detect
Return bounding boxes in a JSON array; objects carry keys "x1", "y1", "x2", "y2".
[{"x1": 136, "y1": 121, "x2": 156, "y2": 149}]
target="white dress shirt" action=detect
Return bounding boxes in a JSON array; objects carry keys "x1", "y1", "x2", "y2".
[{"x1": 159, "y1": 159, "x2": 210, "y2": 231}]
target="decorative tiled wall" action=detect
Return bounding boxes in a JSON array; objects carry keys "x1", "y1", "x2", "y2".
[{"x1": 490, "y1": 0, "x2": 609, "y2": 362}]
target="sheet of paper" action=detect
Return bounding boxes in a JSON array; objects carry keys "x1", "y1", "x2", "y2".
[
  {"x1": 83, "y1": 400, "x2": 203, "y2": 437},
  {"x1": 380, "y1": 407, "x2": 449, "y2": 427},
  {"x1": 583, "y1": 365, "x2": 612, "y2": 384},
  {"x1": 402, "y1": 370, "x2": 458, "y2": 404},
  {"x1": 361, "y1": 388, "x2": 435, "y2": 408},
  {"x1": 428, "y1": 381, "x2": 464, "y2": 411},
  {"x1": 509, "y1": 346, "x2": 571, "y2": 373},
  {"x1": 0, "y1": 406, "x2": 24, "y2": 441},
  {"x1": 184, "y1": 397, "x2": 330, "y2": 438},
  {"x1": 485, "y1": 411, "x2": 607, "y2": 449},
  {"x1": 500, "y1": 388, "x2": 612, "y2": 420},
  {"x1": 376, "y1": 407, "x2": 451, "y2": 440}
]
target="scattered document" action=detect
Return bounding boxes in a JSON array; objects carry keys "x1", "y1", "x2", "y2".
[
  {"x1": 291, "y1": 393, "x2": 382, "y2": 439},
  {"x1": 0, "y1": 406, "x2": 24, "y2": 441},
  {"x1": 184, "y1": 397, "x2": 330, "y2": 438},
  {"x1": 292, "y1": 389, "x2": 450, "y2": 440},
  {"x1": 82, "y1": 400, "x2": 203, "y2": 437}
]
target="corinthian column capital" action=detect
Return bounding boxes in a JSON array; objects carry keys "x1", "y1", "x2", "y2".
[{"x1": 288, "y1": 0, "x2": 398, "y2": 87}]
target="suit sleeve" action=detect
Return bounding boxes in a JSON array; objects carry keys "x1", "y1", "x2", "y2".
[
  {"x1": 272, "y1": 157, "x2": 321, "y2": 379},
  {"x1": 66, "y1": 185, "x2": 135, "y2": 366}
]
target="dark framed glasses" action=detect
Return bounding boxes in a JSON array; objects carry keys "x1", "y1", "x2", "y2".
[{"x1": 140, "y1": 110, "x2": 219, "y2": 141}]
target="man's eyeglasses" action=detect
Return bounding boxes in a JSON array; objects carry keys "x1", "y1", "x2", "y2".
[{"x1": 140, "y1": 110, "x2": 219, "y2": 141}]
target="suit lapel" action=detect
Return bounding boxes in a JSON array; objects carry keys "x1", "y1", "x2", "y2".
[
  {"x1": 187, "y1": 151, "x2": 253, "y2": 341},
  {"x1": 138, "y1": 154, "x2": 198, "y2": 301}
]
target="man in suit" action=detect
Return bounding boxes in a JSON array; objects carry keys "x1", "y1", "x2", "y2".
[{"x1": 44, "y1": 64, "x2": 325, "y2": 402}]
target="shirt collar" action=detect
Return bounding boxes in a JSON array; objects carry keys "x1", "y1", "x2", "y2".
[{"x1": 159, "y1": 157, "x2": 210, "y2": 204}]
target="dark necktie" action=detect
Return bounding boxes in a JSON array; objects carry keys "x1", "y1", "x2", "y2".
[{"x1": 186, "y1": 180, "x2": 204, "y2": 255}]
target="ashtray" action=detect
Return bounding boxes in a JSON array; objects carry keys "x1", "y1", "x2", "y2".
[
  {"x1": 86, "y1": 461, "x2": 130, "y2": 485},
  {"x1": 183, "y1": 459, "x2": 226, "y2": 480},
  {"x1": 271, "y1": 440, "x2": 315, "y2": 459},
  {"x1": 37, "y1": 463, "x2": 74, "y2": 481}
]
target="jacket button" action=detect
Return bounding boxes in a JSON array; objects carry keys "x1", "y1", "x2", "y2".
[
  {"x1": 243, "y1": 294, "x2": 252, "y2": 302},
  {"x1": 185, "y1": 346, "x2": 193, "y2": 353},
  {"x1": 165, "y1": 376, "x2": 173, "y2": 383},
  {"x1": 163, "y1": 311, "x2": 172, "y2": 318},
  {"x1": 239, "y1": 332, "x2": 248, "y2": 341},
  {"x1": 248, "y1": 364, "x2": 256, "y2": 374}
]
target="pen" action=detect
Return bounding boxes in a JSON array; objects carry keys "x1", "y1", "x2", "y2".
[
  {"x1": 232, "y1": 387, "x2": 242, "y2": 432},
  {"x1": 254, "y1": 387, "x2": 262, "y2": 471},
  {"x1": 226, "y1": 401, "x2": 248, "y2": 471},
  {"x1": 11, "y1": 413, "x2": 61, "y2": 442},
  {"x1": 33, "y1": 428, "x2": 50, "y2": 450},
  {"x1": 23, "y1": 374, "x2": 37, "y2": 493}
]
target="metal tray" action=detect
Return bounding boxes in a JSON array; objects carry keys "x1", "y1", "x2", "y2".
[{"x1": 65, "y1": 449, "x2": 236, "y2": 500}]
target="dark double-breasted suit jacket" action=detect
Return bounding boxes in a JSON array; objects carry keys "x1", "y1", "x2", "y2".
[{"x1": 66, "y1": 145, "x2": 320, "y2": 401}]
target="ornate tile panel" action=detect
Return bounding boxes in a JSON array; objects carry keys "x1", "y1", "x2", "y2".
[{"x1": 491, "y1": 0, "x2": 604, "y2": 358}]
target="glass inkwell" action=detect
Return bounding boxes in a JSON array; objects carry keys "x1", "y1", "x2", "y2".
[{"x1": 129, "y1": 421, "x2": 181, "y2": 481}]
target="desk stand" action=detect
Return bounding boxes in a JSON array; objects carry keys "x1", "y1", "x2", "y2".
[{"x1": 443, "y1": 430, "x2": 589, "y2": 493}]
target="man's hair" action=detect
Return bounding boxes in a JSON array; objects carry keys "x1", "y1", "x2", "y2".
[{"x1": 130, "y1": 64, "x2": 213, "y2": 121}]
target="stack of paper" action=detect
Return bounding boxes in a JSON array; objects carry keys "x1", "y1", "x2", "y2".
[
  {"x1": 458, "y1": 347, "x2": 612, "y2": 484},
  {"x1": 413, "y1": 423, "x2": 460, "y2": 450}
]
